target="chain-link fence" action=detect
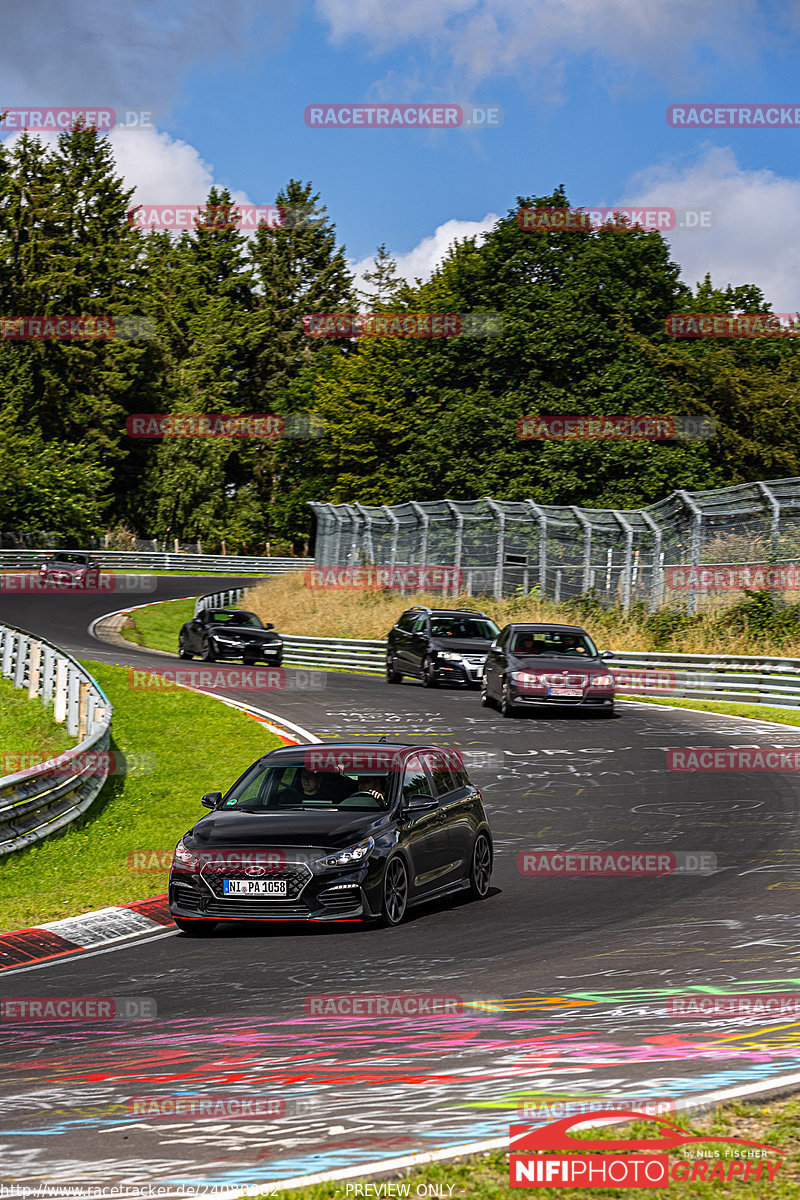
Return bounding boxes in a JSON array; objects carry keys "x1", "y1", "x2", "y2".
[{"x1": 309, "y1": 477, "x2": 800, "y2": 611}]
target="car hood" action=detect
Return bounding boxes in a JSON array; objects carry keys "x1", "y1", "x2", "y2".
[
  {"x1": 210, "y1": 625, "x2": 280, "y2": 640},
  {"x1": 509, "y1": 653, "x2": 605, "y2": 673},
  {"x1": 188, "y1": 809, "x2": 388, "y2": 849},
  {"x1": 431, "y1": 638, "x2": 493, "y2": 655}
]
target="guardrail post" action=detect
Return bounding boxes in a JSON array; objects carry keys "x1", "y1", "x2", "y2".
[
  {"x1": 78, "y1": 680, "x2": 90, "y2": 739},
  {"x1": 409, "y1": 501, "x2": 429, "y2": 577},
  {"x1": 28, "y1": 640, "x2": 42, "y2": 698},
  {"x1": 13, "y1": 634, "x2": 28, "y2": 688},
  {"x1": 758, "y1": 481, "x2": 781, "y2": 558},
  {"x1": 66, "y1": 670, "x2": 80, "y2": 737},
  {"x1": 639, "y1": 510, "x2": 663, "y2": 611},
  {"x1": 53, "y1": 659, "x2": 68, "y2": 723}
]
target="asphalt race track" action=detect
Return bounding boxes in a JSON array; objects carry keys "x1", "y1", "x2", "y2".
[{"x1": 2, "y1": 576, "x2": 800, "y2": 1191}]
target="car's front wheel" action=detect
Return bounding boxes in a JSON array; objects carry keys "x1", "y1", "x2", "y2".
[
  {"x1": 468, "y1": 832, "x2": 493, "y2": 899},
  {"x1": 421, "y1": 655, "x2": 438, "y2": 688},
  {"x1": 173, "y1": 918, "x2": 217, "y2": 935},
  {"x1": 480, "y1": 676, "x2": 492, "y2": 707},
  {"x1": 201, "y1": 637, "x2": 217, "y2": 662},
  {"x1": 500, "y1": 679, "x2": 516, "y2": 718},
  {"x1": 380, "y1": 856, "x2": 409, "y2": 926},
  {"x1": 386, "y1": 653, "x2": 402, "y2": 684},
  {"x1": 178, "y1": 634, "x2": 192, "y2": 659}
]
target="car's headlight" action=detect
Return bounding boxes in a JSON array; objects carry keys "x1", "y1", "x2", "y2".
[
  {"x1": 512, "y1": 670, "x2": 542, "y2": 685},
  {"x1": 215, "y1": 634, "x2": 241, "y2": 643},
  {"x1": 172, "y1": 839, "x2": 199, "y2": 870},
  {"x1": 590, "y1": 675, "x2": 615, "y2": 689},
  {"x1": 437, "y1": 651, "x2": 463, "y2": 662},
  {"x1": 315, "y1": 836, "x2": 374, "y2": 871}
]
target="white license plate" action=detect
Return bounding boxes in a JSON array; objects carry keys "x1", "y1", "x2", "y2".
[
  {"x1": 222, "y1": 878, "x2": 287, "y2": 895},
  {"x1": 548, "y1": 687, "x2": 584, "y2": 697}
]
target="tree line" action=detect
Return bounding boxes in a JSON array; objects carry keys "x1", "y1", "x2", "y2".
[{"x1": 1, "y1": 125, "x2": 799, "y2": 552}]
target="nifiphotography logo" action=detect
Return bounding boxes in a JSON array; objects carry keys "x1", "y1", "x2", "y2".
[{"x1": 509, "y1": 1111, "x2": 783, "y2": 1188}]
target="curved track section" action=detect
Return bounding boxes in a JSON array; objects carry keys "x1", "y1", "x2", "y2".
[{"x1": 1, "y1": 579, "x2": 800, "y2": 1191}]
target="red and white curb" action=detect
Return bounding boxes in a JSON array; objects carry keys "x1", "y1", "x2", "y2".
[{"x1": 0, "y1": 894, "x2": 173, "y2": 970}]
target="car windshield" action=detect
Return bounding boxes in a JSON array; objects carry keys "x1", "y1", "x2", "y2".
[
  {"x1": 512, "y1": 629, "x2": 598, "y2": 657},
  {"x1": 222, "y1": 762, "x2": 393, "y2": 811},
  {"x1": 51, "y1": 554, "x2": 88, "y2": 565},
  {"x1": 208, "y1": 611, "x2": 263, "y2": 629},
  {"x1": 429, "y1": 616, "x2": 500, "y2": 639}
]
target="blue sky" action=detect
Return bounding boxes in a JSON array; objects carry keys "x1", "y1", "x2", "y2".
[{"x1": 3, "y1": 0, "x2": 800, "y2": 304}]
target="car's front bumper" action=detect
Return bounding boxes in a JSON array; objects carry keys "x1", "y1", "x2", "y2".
[
  {"x1": 212, "y1": 642, "x2": 284, "y2": 662},
  {"x1": 511, "y1": 688, "x2": 615, "y2": 707},
  {"x1": 432, "y1": 657, "x2": 486, "y2": 685},
  {"x1": 169, "y1": 864, "x2": 379, "y2": 922}
]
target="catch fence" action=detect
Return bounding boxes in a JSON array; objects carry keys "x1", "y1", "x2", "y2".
[{"x1": 309, "y1": 477, "x2": 800, "y2": 611}]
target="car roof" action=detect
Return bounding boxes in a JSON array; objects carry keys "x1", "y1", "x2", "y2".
[
  {"x1": 259, "y1": 740, "x2": 433, "y2": 762},
  {"x1": 507, "y1": 623, "x2": 589, "y2": 633},
  {"x1": 408, "y1": 607, "x2": 489, "y2": 617}
]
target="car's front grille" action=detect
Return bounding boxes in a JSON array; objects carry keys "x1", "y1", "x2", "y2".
[
  {"x1": 202, "y1": 899, "x2": 310, "y2": 918},
  {"x1": 199, "y1": 862, "x2": 312, "y2": 900}
]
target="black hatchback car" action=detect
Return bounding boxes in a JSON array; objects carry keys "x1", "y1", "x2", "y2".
[
  {"x1": 386, "y1": 607, "x2": 501, "y2": 688},
  {"x1": 178, "y1": 608, "x2": 283, "y2": 664},
  {"x1": 481, "y1": 623, "x2": 616, "y2": 717},
  {"x1": 168, "y1": 742, "x2": 493, "y2": 932}
]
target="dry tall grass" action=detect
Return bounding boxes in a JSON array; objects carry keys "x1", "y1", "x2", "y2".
[{"x1": 244, "y1": 575, "x2": 800, "y2": 656}]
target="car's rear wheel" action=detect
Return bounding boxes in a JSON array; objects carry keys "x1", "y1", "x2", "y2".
[
  {"x1": 201, "y1": 637, "x2": 217, "y2": 662},
  {"x1": 178, "y1": 634, "x2": 192, "y2": 659},
  {"x1": 421, "y1": 655, "x2": 438, "y2": 688},
  {"x1": 500, "y1": 679, "x2": 516, "y2": 718},
  {"x1": 468, "y1": 832, "x2": 492, "y2": 899},
  {"x1": 386, "y1": 653, "x2": 402, "y2": 684},
  {"x1": 173, "y1": 918, "x2": 217, "y2": 935},
  {"x1": 380, "y1": 856, "x2": 409, "y2": 926}
]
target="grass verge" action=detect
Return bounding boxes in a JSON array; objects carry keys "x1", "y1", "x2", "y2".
[
  {"x1": 0, "y1": 675, "x2": 76, "y2": 760},
  {"x1": 248, "y1": 1095, "x2": 800, "y2": 1199},
  {"x1": 119, "y1": 597, "x2": 196, "y2": 653},
  {"x1": 0, "y1": 659, "x2": 282, "y2": 931},
  {"x1": 623, "y1": 695, "x2": 800, "y2": 726}
]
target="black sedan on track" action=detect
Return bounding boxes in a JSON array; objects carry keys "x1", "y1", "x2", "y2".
[
  {"x1": 168, "y1": 742, "x2": 493, "y2": 932},
  {"x1": 178, "y1": 608, "x2": 283, "y2": 664},
  {"x1": 481, "y1": 622, "x2": 616, "y2": 717}
]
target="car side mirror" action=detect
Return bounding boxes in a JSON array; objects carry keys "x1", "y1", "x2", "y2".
[
  {"x1": 404, "y1": 793, "x2": 437, "y2": 813},
  {"x1": 201, "y1": 791, "x2": 223, "y2": 809},
  {"x1": 263, "y1": 622, "x2": 274, "y2": 631},
  {"x1": 489, "y1": 640, "x2": 499, "y2": 651},
  {"x1": 600, "y1": 650, "x2": 614, "y2": 660}
]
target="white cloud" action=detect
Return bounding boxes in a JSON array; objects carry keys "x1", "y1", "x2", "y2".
[
  {"x1": 316, "y1": 0, "x2": 768, "y2": 89},
  {"x1": 619, "y1": 146, "x2": 800, "y2": 310},
  {"x1": 0, "y1": 1, "x2": 294, "y2": 112},
  {"x1": 351, "y1": 213, "x2": 499, "y2": 293}
]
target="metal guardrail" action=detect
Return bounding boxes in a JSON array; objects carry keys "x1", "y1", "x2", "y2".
[
  {"x1": 0, "y1": 624, "x2": 113, "y2": 856},
  {"x1": 0, "y1": 550, "x2": 311, "y2": 574},
  {"x1": 196, "y1": 588, "x2": 800, "y2": 704}
]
